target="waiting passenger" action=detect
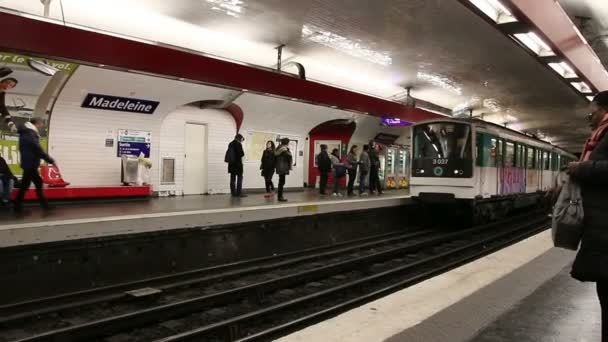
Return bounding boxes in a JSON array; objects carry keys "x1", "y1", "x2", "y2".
[
  {"x1": 368, "y1": 140, "x2": 383, "y2": 195},
  {"x1": 330, "y1": 148, "x2": 346, "y2": 197},
  {"x1": 359, "y1": 145, "x2": 371, "y2": 196},
  {"x1": 14, "y1": 118, "x2": 55, "y2": 214},
  {"x1": 274, "y1": 138, "x2": 292, "y2": 202},
  {"x1": 346, "y1": 145, "x2": 359, "y2": 196},
  {"x1": 568, "y1": 90, "x2": 608, "y2": 342},
  {"x1": 260, "y1": 140, "x2": 276, "y2": 198},
  {"x1": 225, "y1": 134, "x2": 246, "y2": 198},
  {"x1": 0, "y1": 155, "x2": 17, "y2": 206},
  {"x1": 316, "y1": 144, "x2": 332, "y2": 195}
]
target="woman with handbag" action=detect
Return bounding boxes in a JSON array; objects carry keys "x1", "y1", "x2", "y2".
[
  {"x1": 568, "y1": 91, "x2": 608, "y2": 342},
  {"x1": 330, "y1": 148, "x2": 346, "y2": 197},
  {"x1": 260, "y1": 141, "x2": 276, "y2": 198}
]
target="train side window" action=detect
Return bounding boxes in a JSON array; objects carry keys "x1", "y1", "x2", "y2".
[
  {"x1": 516, "y1": 144, "x2": 525, "y2": 168},
  {"x1": 526, "y1": 147, "x2": 535, "y2": 169},
  {"x1": 543, "y1": 151, "x2": 550, "y2": 170},
  {"x1": 505, "y1": 142, "x2": 515, "y2": 167},
  {"x1": 497, "y1": 139, "x2": 504, "y2": 167},
  {"x1": 477, "y1": 134, "x2": 498, "y2": 167}
]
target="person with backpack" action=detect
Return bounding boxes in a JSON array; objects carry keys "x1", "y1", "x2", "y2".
[
  {"x1": 14, "y1": 118, "x2": 55, "y2": 214},
  {"x1": 346, "y1": 145, "x2": 359, "y2": 196},
  {"x1": 274, "y1": 138, "x2": 292, "y2": 202},
  {"x1": 260, "y1": 140, "x2": 276, "y2": 198},
  {"x1": 359, "y1": 144, "x2": 371, "y2": 196},
  {"x1": 225, "y1": 134, "x2": 246, "y2": 197},
  {"x1": 330, "y1": 148, "x2": 346, "y2": 197},
  {"x1": 368, "y1": 140, "x2": 383, "y2": 195},
  {"x1": 0, "y1": 155, "x2": 17, "y2": 206},
  {"x1": 316, "y1": 144, "x2": 332, "y2": 195}
]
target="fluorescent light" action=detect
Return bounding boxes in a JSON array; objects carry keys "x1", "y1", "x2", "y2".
[
  {"x1": 587, "y1": 96, "x2": 595, "y2": 102},
  {"x1": 571, "y1": 81, "x2": 592, "y2": 93},
  {"x1": 469, "y1": 0, "x2": 517, "y2": 23},
  {"x1": 514, "y1": 32, "x2": 555, "y2": 56},
  {"x1": 548, "y1": 62, "x2": 577, "y2": 79}
]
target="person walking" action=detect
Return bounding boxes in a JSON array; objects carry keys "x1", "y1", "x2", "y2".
[
  {"x1": 359, "y1": 144, "x2": 371, "y2": 196},
  {"x1": 274, "y1": 138, "x2": 293, "y2": 202},
  {"x1": 260, "y1": 140, "x2": 276, "y2": 198},
  {"x1": 568, "y1": 90, "x2": 608, "y2": 342},
  {"x1": 368, "y1": 140, "x2": 383, "y2": 195},
  {"x1": 330, "y1": 148, "x2": 346, "y2": 197},
  {"x1": 0, "y1": 155, "x2": 17, "y2": 206},
  {"x1": 226, "y1": 134, "x2": 246, "y2": 197},
  {"x1": 316, "y1": 144, "x2": 332, "y2": 195},
  {"x1": 346, "y1": 145, "x2": 359, "y2": 196},
  {"x1": 14, "y1": 118, "x2": 55, "y2": 214}
]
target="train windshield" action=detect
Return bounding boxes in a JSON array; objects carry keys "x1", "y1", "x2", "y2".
[{"x1": 413, "y1": 122, "x2": 472, "y2": 160}]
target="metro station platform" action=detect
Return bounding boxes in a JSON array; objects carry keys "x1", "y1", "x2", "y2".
[
  {"x1": 278, "y1": 230, "x2": 599, "y2": 342},
  {"x1": 0, "y1": 189, "x2": 411, "y2": 248}
]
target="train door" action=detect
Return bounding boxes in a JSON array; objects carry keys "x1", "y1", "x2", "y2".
[
  {"x1": 496, "y1": 139, "x2": 503, "y2": 195},
  {"x1": 183, "y1": 123, "x2": 208, "y2": 195},
  {"x1": 525, "y1": 146, "x2": 537, "y2": 192}
]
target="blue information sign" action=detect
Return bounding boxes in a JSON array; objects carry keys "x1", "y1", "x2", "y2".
[{"x1": 117, "y1": 129, "x2": 151, "y2": 158}]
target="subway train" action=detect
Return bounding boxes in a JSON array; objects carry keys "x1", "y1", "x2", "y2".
[{"x1": 410, "y1": 118, "x2": 577, "y2": 224}]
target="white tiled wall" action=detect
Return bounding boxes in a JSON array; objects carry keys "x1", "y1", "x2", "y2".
[
  {"x1": 158, "y1": 105, "x2": 235, "y2": 195},
  {"x1": 48, "y1": 66, "x2": 412, "y2": 194}
]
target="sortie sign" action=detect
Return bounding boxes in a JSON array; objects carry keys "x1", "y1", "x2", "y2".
[{"x1": 81, "y1": 93, "x2": 159, "y2": 114}]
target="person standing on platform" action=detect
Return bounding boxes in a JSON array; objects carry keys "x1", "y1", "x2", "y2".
[
  {"x1": 368, "y1": 140, "x2": 383, "y2": 195},
  {"x1": 359, "y1": 144, "x2": 371, "y2": 196},
  {"x1": 0, "y1": 155, "x2": 17, "y2": 206},
  {"x1": 568, "y1": 91, "x2": 608, "y2": 342},
  {"x1": 14, "y1": 118, "x2": 55, "y2": 214},
  {"x1": 226, "y1": 134, "x2": 246, "y2": 198},
  {"x1": 260, "y1": 140, "x2": 276, "y2": 198},
  {"x1": 330, "y1": 148, "x2": 346, "y2": 197},
  {"x1": 274, "y1": 138, "x2": 292, "y2": 202},
  {"x1": 346, "y1": 145, "x2": 359, "y2": 196},
  {"x1": 316, "y1": 144, "x2": 332, "y2": 195}
]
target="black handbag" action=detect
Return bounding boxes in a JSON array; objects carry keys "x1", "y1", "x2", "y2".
[{"x1": 552, "y1": 178, "x2": 584, "y2": 250}]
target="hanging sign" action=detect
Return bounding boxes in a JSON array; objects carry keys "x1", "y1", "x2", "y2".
[{"x1": 117, "y1": 129, "x2": 151, "y2": 157}]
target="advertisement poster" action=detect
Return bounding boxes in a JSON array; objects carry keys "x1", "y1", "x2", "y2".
[
  {"x1": 245, "y1": 131, "x2": 277, "y2": 162},
  {"x1": 117, "y1": 129, "x2": 152, "y2": 158},
  {"x1": 0, "y1": 52, "x2": 78, "y2": 175}
]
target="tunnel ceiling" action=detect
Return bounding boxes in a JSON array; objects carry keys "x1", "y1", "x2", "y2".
[{"x1": 1, "y1": 0, "x2": 599, "y2": 151}]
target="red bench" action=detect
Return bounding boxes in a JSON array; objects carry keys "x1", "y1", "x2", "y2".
[{"x1": 10, "y1": 185, "x2": 152, "y2": 200}]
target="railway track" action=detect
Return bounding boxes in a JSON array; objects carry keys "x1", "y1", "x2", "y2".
[{"x1": 1, "y1": 212, "x2": 548, "y2": 342}]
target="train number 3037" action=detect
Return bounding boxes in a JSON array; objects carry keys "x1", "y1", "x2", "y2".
[{"x1": 432, "y1": 159, "x2": 449, "y2": 165}]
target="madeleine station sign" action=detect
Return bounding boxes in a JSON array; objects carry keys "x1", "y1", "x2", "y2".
[{"x1": 81, "y1": 93, "x2": 159, "y2": 114}]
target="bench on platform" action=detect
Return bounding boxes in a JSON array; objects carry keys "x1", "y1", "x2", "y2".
[{"x1": 10, "y1": 185, "x2": 152, "y2": 201}]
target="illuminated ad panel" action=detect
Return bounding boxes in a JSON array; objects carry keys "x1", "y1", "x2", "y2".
[{"x1": 0, "y1": 52, "x2": 78, "y2": 175}]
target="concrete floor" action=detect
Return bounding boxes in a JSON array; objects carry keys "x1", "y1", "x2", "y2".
[{"x1": 470, "y1": 267, "x2": 601, "y2": 342}]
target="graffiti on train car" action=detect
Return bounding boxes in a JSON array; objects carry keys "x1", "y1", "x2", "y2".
[{"x1": 501, "y1": 167, "x2": 525, "y2": 194}]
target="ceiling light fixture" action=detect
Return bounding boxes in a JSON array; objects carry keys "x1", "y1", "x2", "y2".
[
  {"x1": 206, "y1": 0, "x2": 244, "y2": 18},
  {"x1": 548, "y1": 62, "x2": 577, "y2": 79},
  {"x1": 587, "y1": 96, "x2": 595, "y2": 102},
  {"x1": 571, "y1": 81, "x2": 592, "y2": 93},
  {"x1": 417, "y1": 72, "x2": 463, "y2": 96},
  {"x1": 513, "y1": 32, "x2": 555, "y2": 57},
  {"x1": 468, "y1": 0, "x2": 517, "y2": 24},
  {"x1": 301, "y1": 24, "x2": 392, "y2": 66}
]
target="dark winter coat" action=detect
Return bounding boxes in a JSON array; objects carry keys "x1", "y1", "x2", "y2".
[
  {"x1": 570, "y1": 131, "x2": 608, "y2": 282},
  {"x1": 18, "y1": 123, "x2": 53, "y2": 172},
  {"x1": 369, "y1": 148, "x2": 381, "y2": 170},
  {"x1": 260, "y1": 149, "x2": 275, "y2": 176},
  {"x1": 226, "y1": 140, "x2": 244, "y2": 175},
  {"x1": 0, "y1": 156, "x2": 15, "y2": 180},
  {"x1": 316, "y1": 151, "x2": 332, "y2": 174},
  {"x1": 359, "y1": 151, "x2": 371, "y2": 174},
  {"x1": 274, "y1": 145, "x2": 292, "y2": 175}
]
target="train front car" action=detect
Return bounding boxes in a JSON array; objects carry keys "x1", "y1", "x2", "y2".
[{"x1": 410, "y1": 120, "x2": 476, "y2": 225}]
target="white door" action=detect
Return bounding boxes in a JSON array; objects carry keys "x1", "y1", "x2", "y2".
[{"x1": 183, "y1": 123, "x2": 207, "y2": 195}]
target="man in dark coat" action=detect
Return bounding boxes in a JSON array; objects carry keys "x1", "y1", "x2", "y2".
[
  {"x1": 568, "y1": 90, "x2": 608, "y2": 341},
  {"x1": 274, "y1": 138, "x2": 292, "y2": 202},
  {"x1": 316, "y1": 144, "x2": 332, "y2": 195},
  {"x1": 368, "y1": 140, "x2": 383, "y2": 195},
  {"x1": 14, "y1": 118, "x2": 55, "y2": 213},
  {"x1": 0, "y1": 155, "x2": 17, "y2": 205},
  {"x1": 226, "y1": 134, "x2": 246, "y2": 197}
]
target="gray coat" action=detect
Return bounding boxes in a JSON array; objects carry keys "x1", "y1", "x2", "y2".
[
  {"x1": 359, "y1": 151, "x2": 371, "y2": 174},
  {"x1": 570, "y1": 132, "x2": 608, "y2": 282}
]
